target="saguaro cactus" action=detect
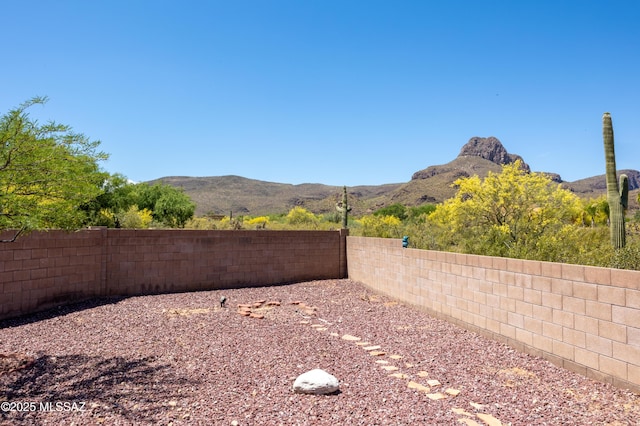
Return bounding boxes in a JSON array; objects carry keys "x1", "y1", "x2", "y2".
[
  {"x1": 602, "y1": 112, "x2": 628, "y2": 249},
  {"x1": 336, "y1": 186, "x2": 352, "y2": 229}
]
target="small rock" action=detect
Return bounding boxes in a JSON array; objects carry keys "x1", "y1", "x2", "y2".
[
  {"x1": 341, "y1": 334, "x2": 361, "y2": 341},
  {"x1": 292, "y1": 369, "x2": 339, "y2": 395},
  {"x1": 426, "y1": 392, "x2": 447, "y2": 400}
]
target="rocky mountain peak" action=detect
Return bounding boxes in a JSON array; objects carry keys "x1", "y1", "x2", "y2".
[{"x1": 458, "y1": 136, "x2": 530, "y2": 172}]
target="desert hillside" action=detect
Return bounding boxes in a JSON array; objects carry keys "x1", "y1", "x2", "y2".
[{"x1": 151, "y1": 137, "x2": 640, "y2": 217}]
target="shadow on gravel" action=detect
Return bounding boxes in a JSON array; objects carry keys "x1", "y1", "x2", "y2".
[
  {"x1": 1, "y1": 353, "x2": 197, "y2": 423},
  {"x1": 0, "y1": 297, "x2": 127, "y2": 330}
]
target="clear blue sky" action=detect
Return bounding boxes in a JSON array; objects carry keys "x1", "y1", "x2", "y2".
[{"x1": 2, "y1": 1, "x2": 639, "y2": 186}]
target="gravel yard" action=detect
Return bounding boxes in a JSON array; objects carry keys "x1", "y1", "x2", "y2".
[{"x1": 1, "y1": 279, "x2": 639, "y2": 425}]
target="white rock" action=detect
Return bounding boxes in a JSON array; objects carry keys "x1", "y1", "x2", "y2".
[{"x1": 292, "y1": 369, "x2": 339, "y2": 395}]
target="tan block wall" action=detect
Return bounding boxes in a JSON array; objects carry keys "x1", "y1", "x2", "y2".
[
  {"x1": 0, "y1": 229, "x2": 346, "y2": 320},
  {"x1": 347, "y1": 236, "x2": 640, "y2": 393}
]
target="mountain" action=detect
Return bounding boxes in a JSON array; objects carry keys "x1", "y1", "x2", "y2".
[{"x1": 152, "y1": 136, "x2": 640, "y2": 217}]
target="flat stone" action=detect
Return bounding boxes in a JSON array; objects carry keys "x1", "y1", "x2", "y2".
[
  {"x1": 389, "y1": 355, "x2": 403, "y2": 360},
  {"x1": 314, "y1": 327, "x2": 327, "y2": 331},
  {"x1": 299, "y1": 320, "x2": 310, "y2": 324},
  {"x1": 249, "y1": 313, "x2": 264, "y2": 319},
  {"x1": 369, "y1": 351, "x2": 386, "y2": 356},
  {"x1": 310, "y1": 324, "x2": 325, "y2": 328},
  {"x1": 404, "y1": 363, "x2": 414, "y2": 368},
  {"x1": 330, "y1": 332, "x2": 339, "y2": 337},
  {"x1": 292, "y1": 369, "x2": 339, "y2": 395},
  {"x1": 470, "y1": 402, "x2": 484, "y2": 410},
  {"x1": 426, "y1": 392, "x2": 447, "y2": 400},
  {"x1": 417, "y1": 371, "x2": 429, "y2": 377},
  {"x1": 363, "y1": 345, "x2": 382, "y2": 351},
  {"x1": 427, "y1": 379, "x2": 441, "y2": 387},
  {"x1": 341, "y1": 334, "x2": 361, "y2": 341},
  {"x1": 265, "y1": 301, "x2": 281, "y2": 306},
  {"x1": 375, "y1": 360, "x2": 389, "y2": 364},
  {"x1": 355, "y1": 342, "x2": 370, "y2": 346},
  {"x1": 475, "y1": 413, "x2": 503, "y2": 426},
  {"x1": 446, "y1": 388, "x2": 461, "y2": 397},
  {"x1": 381, "y1": 365, "x2": 399, "y2": 371},
  {"x1": 407, "y1": 381, "x2": 430, "y2": 393}
]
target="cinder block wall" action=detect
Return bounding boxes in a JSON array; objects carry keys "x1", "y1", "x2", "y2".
[
  {"x1": 347, "y1": 236, "x2": 640, "y2": 393},
  {"x1": 0, "y1": 229, "x2": 347, "y2": 320}
]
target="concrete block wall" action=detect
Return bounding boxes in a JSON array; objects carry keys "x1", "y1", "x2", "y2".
[
  {"x1": 0, "y1": 230, "x2": 106, "y2": 320},
  {"x1": 0, "y1": 229, "x2": 347, "y2": 320},
  {"x1": 347, "y1": 236, "x2": 640, "y2": 393}
]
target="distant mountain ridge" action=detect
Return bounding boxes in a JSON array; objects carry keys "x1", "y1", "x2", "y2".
[{"x1": 152, "y1": 136, "x2": 640, "y2": 216}]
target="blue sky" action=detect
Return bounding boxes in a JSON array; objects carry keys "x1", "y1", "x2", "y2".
[{"x1": 2, "y1": 1, "x2": 639, "y2": 186}]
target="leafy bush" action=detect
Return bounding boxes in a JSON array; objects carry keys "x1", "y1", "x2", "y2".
[
  {"x1": 285, "y1": 207, "x2": 319, "y2": 227},
  {"x1": 611, "y1": 241, "x2": 640, "y2": 270},
  {"x1": 118, "y1": 206, "x2": 153, "y2": 229},
  {"x1": 373, "y1": 203, "x2": 407, "y2": 220},
  {"x1": 358, "y1": 215, "x2": 402, "y2": 238}
]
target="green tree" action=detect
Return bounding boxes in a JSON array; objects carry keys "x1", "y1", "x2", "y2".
[
  {"x1": 0, "y1": 97, "x2": 108, "y2": 241},
  {"x1": 82, "y1": 173, "x2": 136, "y2": 226},
  {"x1": 373, "y1": 203, "x2": 407, "y2": 220},
  {"x1": 134, "y1": 183, "x2": 195, "y2": 228},
  {"x1": 427, "y1": 161, "x2": 584, "y2": 260}
]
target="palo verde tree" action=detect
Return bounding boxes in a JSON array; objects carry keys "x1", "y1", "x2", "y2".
[
  {"x1": 427, "y1": 160, "x2": 584, "y2": 260},
  {"x1": 0, "y1": 97, "x2": 108, "y2": 241}
]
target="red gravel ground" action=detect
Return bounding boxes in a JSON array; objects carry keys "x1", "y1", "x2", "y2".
[{"x1": 1, "y1": 279, "x2": 639, "y2": 425}]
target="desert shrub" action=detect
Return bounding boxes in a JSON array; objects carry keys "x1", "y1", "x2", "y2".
[
  {"x1": 285, "y1": 207, "x2": 319, "y2": 227},
  {"x1": 118, "y1": 206, "x2": 153, "y2": 229},
  {"x1": 373, "y1": 203, "x2": 407, "y2": 220},
  {"x1": 358, "y1": 215, "x2": 402, "y2": 238},
  {"x1": 245, "y1": 216, "x2": 269, "y2": 229},
  {"x1": 185, "y1": 217, "x2": 217, "y2": 230},
  {"x1": 611, "y1": 240, "x2": 640, "y2": 270}
]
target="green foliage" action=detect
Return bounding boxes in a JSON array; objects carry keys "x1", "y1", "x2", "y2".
[
  {"x1": 373, "y1": 203, "x2": 407, "y2": 220},
  {"x1": 132, "y1": 183, "x2": 195, "y2": 228},
  {"x1": 82, "y1": 173, "x2": 136, "y2": 226},
  {"x1": 407, "y1": 204, "x2": 436, "y2": 221},
  {"x1": 610, "y1": 240, "x2": 640, "y2": 270},
  {"x1": 0, "y1": 97, "x2": 108, "y2": 240},
  {"x1": 426, "y1": 161, "x2": 585, "y2": 260}
]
